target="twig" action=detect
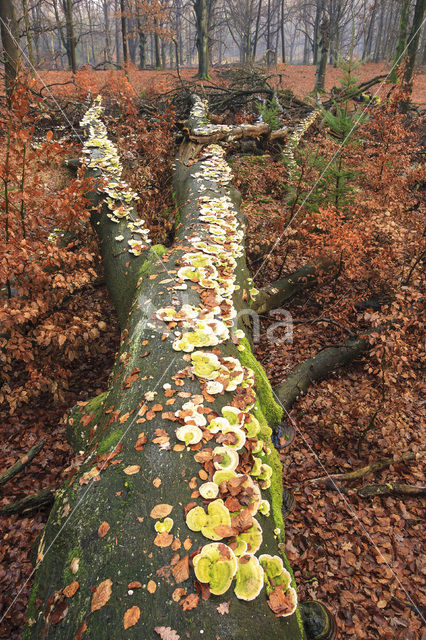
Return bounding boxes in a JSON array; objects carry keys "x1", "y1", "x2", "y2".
[
  {"x1": 307, "y1": 451, "x2": 421, "y2": 484},
  {"x1": 356, "y1": 482, "x2": 426, "y2": 498},
  {"x1": 0, "y1": 486, "x2": 56, "y2": 515},
  {"x1": 0, "y1": 439, "x2": 46, "y2": 488}
]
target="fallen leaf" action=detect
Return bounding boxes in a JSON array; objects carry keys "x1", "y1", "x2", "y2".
[
  {"x1": 75, "y1": 620, "x2": 87, "y2": 640},
  {"x1": 154, "y1": 532, "x2": 173, "y2": 547},
  {"x1": 172, "y1": 587, "x2": 186, "y2": 602},
  {"x1": 153, "y1": 477, "x2": 162, "y2": 488},
  {"x1": 216, "y1": 601, "x2": 230, "y2": 615},
  {"x1": 124, "y1": 465, "x2": 140, "y2": 475},
  {"x1": 128, "y1": 581, "x2": 142, "y2": 589},
  {"x1": 154, "y1": 626, "x2": 180, "y2": 640},
  {"x1": 70, "y1": 558, "x2": 79, "y2": 574},
  {"x1": 150, "y1": 504, "x2": 173, "y2": 519},
  {"x1": 98, "y1": 522, "x2": 110, "y2": 538},
  {"x1": 172, "y1": 556, "x2": 189, "y2": 583},
  {"x1": 91, "y1": 578, "x2": 113, "y2": 612},
  {"x1": 181, "y1": 593, "x2": 199, "y2": 611},
  {"x1": 123, "y1": 605, "x2": 140, "y2": 629},
  {"x1": 63, "y1": 581, "x2": 79, "y2": 598},
  {"x1": 147, "y1": 580, "x2": 157, "y2": 593}
]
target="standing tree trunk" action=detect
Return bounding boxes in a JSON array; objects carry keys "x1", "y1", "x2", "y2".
[
  {"x1": 0, "y1": 0, "x2": 19, "y2": 101},
  {"x1": 373, "y1": 0, "x2": 385, "y2": 61},
  {"x1": 389, "y1": 0, "x2": 411, "y2": 82},
  {"x1": 154, "y1": 23, "x2": 161, "y2": 68},
  {"x1": 280, "y1": 0, "x2": 286, "y2": 63},
  {"x1": 314, "y1": 16, "x2": 330, "y2": 92},
  {"x1": 24, "y1": 96, "x2": 306, "y2": 640},
  {"x1": 194, "y1": 0, "x2": 209, "y2": 78},
  {"x1": 404, "y1": 0, "x2": 426, "y2": 83},
  {"x1": 63, "y1": 0, "x2": 77, "y2": 73},
  {"x1": 137, "y1": 14, "x2": 146, "y2": 69},
  {"x1": 363, "y1": 0, "x2": 378, "y2": 60},
  {"x1": 22, "y1": 0, "x2": 35, "y2": 71},
  {"x1": 120, "y1": 0, "x2": 128, "y2": 68},
  {"x1": 252, "y1": 0, "x2": 263, "y2": 60}
]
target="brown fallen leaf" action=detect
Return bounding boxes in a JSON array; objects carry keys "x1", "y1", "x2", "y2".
[
  {"x1": 216, "y1": 601, "x2": 230, "y2": 615},
  {"x1": 124, "y1": 465, "x2": 140, "y2": 475},
  {"x1": 98, "y1": 522, "x2": 110, "y2": 538},
  {"x1": 123, "y1": 605, "x2": 140, "y2": 629},
  {"x1": 91, "y1": 578, "x2": 113, "y2": 612},
  {"x1": 154, "y1": 532, "x2": 173, "y2": 547},
  {"x1": 50, "y1": 600, "x2": 68, "y2": 624},
  {"x1": 150, "y1": 504, "x2": 173, "y2": 519},
  {"x1": 154, "y1": 627, "x2": 180, "y2": 640},
  {"x1": 172, "y1": 555, "x2": 189, "y2": 583},
  {"x1": 63, "y1": 581, "x2": 79, "y2": 598},
  {"x1": 75, "y1": 620, "x2": 87, "y2": 640}
]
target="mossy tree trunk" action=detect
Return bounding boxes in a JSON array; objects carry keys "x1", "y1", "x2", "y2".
[
  {"x1": 194, "y1": 0, "x2": 209, "y2": 78},
  {"x1": 24, "y1": 97, "x2": 305, "y2": 640}
]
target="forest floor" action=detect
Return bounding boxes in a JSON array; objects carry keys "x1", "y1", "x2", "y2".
[
  {"x1": 32, "y1": 61, "x2": 426, "y2": 105},
  {"x1": 0, "y1": 68, "x2": 425, "y2": 639}
]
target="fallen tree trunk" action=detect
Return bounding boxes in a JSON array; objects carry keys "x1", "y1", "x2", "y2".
[
  {"x1": 25, "y1": 97, "x2": 305, "y2": 639},
  {"x1": 275, "y1": 335, "x2": 368, "y2": 411},
  {"x1": 252, "y1": 260, "x2": 333, "y2": 315}
]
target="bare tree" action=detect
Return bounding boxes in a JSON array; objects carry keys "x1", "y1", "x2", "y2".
[{"x1": 0, "y1": 0, "x2": 19, "y2": 101}]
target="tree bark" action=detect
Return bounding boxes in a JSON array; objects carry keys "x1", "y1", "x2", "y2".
[
  {"x1": 194, "y1": 0, "x2": 209, "y2": 78},
  {"x1": 404, "y1": 0, "x2": 426, "y2": 84},
  {"x1": 314, "y1": 16, "x2": 330, "y2": 92},
  {"x1": 120, "y1": 0, "x2": 128, "y2": 68},
  {"x1": 22, "y1": 0, "x2": 35, "y2": 72},
  {"x1": 252, "y1": 261, "x2": 333, "y2": 315},
  {"x1": 0, "y1": 486, "x2": 56, "y2": 515},
  {"x1": 63, "y1": 0, "x2": 77, "y2": 73},
  {"x1": 0, "y1": 439, "x2": 45, "y2": 488},
  {"x1": 389, "y1": 0, "x2": 411, "y2": 82},
  {"x1": 0, "y1": 0, "x2": 19, "y2": 102},
  {"x1": 24, "y1": 97, "x2": 305, "y2": 640}
]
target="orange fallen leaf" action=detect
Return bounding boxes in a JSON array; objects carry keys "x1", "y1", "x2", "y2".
[
  {"x1": 153, "y1": 477, "x2": 162, "y2": 488},
  {"x1": 181, "y1": 593, "x2": 199, "y2": 611},
  {"x1": 91, "y1": 578, "x2": 112, "y2": 612},
  {"x1": 63, "y1": 581, "x2": 79, "y2": 598},
  {"x1": 172, "y1": 587, "x2": 186, "y2": 602},
  {"x1": 183, "y1": 538, "x2": 192, "y2": 551},
  {"x1": 98, "y1": 522, "x2": 110, "y2": 538},
  {"x1": 150, "y1": 504, "x2": 173, "y2": 519},
  {"x1": 124, "y1": 465, "x2": 140, "y2": 475},
  {"x1": 75, "y1": 620, "x2": 87, "y2": 640},
  {"x1": 147, "y1": 580, "x2": 157, "y2": 593},
  {"x1": 123, "y1": 605, "x2": 140, "y2": 629},
  {"x1": 128, "y1": 581, "x2": 142, "y2": 589},
  {"x1": 154, "y1": 532, "x2": 173, "y2": 547}
]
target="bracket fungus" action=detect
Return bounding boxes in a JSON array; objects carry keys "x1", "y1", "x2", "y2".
[
  {"x1": 193, "y1": 543, "x2": 238, "y2": 596},
  {"x1": 186, "y1": 499, "x2": 232, "y2": 541},
  {"x1": 234, "y1": 555, "x2": 265, "y2": 601}
]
